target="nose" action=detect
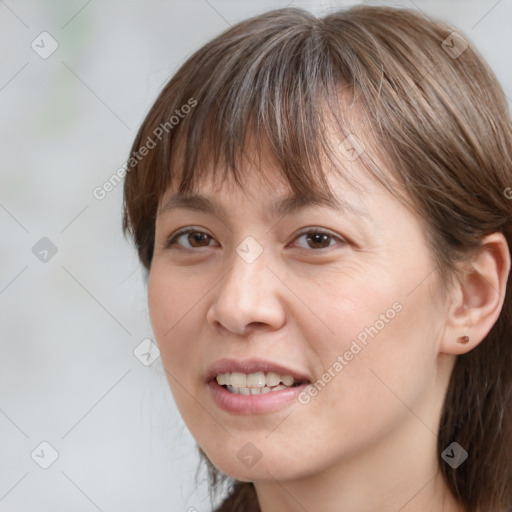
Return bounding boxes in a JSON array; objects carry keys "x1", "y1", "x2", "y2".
[{"x1": 206, "y1": 245, "x2": 287, "y2": 336}]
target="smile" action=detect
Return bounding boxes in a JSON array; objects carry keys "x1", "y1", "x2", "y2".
[
  {"x1": 216, "y1": 371, "x2": 303, "y2": 395},
  {"x1": 207, "y1": 359, "x2": 312, "y2": 414}
]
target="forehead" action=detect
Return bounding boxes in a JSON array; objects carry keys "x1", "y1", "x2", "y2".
[
  {"x1": 159, "y1": 116, "x2": 399, "y2": 228},
  {"x1": 158, "y1": 151, "x2": 374, "y2": 227},
  {"x1": 158, "y1": 187, "x2": 370, "y2": 222}
]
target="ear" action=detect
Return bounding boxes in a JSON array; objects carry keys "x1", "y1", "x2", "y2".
[{"x1": 440, "y1": 232, "x2": 511, "y2": 355}]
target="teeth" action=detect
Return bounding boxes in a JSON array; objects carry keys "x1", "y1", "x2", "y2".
[
  {"x1": 230, "y1": 372, "x2": 247, "y2": 387},
  {"x1": 216, "y1": 371, "x2": 300, "y2": 392},
  {"x1": 281, "y1": 375, "x2": 294, "y2": 386},
  {"x1": 226, "y1": 384, "x2": 285, "y2": 394},
  {"x1": 265, "y1": 372, "x2": 281, "y2": 387},
  {"x1": 216, "y1": 373, "x2": 228, "y2": 385},
  {"x1": 246, "y1": 372, "x2": 265, "y2": 387}
]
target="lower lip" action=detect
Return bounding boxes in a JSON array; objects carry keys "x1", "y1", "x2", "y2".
[{"x1": 208, "y1": 380, "x2": 309, "y2": 414}]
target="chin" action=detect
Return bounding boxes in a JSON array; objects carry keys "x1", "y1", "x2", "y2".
[{"x1": 202, "y1": 444, "x2": 312, "y2": 483}]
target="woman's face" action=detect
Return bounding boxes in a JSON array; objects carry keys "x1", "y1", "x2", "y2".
[{"x1": 148, "y1": 145, "x2": 453, "y2": 483}]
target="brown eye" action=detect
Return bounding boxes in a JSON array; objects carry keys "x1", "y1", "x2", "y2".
[
  {"x1": 294, "y1": 229, "x2": 346, "y2": 250},
  {"x1": 165, "y1": 229, "x2": 215, "y2": 249},
  {"x1": 306, "y1": 232, "x2": 332, "y2": 249}
]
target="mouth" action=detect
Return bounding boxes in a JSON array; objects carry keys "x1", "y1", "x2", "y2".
[
  {"x1": 206, "y1": 358, "x2": 312, "y2": 414},
  {"x1": 216, "y1": 371, "x2": 307, "y2": 395},
  {"x1": 215, "y1": 372, "x2": 307, "y2": 395}
]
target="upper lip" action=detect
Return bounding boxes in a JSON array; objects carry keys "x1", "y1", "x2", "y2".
[{"x1": 206, "y1": 358, "x2": 311, "y2": 384}]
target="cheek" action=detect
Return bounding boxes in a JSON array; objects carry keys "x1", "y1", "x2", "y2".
[
  {"x1": 298, "y1": 265, "x2": 439, "y2": 420},
  {"x1": 147, "y1": 269, "x2": 209, "y2": 431},
  {"x1": 147, "y1": 263, "x2": 201, "y2": 339},
  {"x1": 147, "y1": 267, "x2": 198, "y2": 372}
]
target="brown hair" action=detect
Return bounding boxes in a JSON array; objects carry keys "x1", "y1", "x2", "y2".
[{"x1": 122, "y1": 5, "x2": 512, "y2": 511}]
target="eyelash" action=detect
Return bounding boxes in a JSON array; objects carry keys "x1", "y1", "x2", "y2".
[{"x1": 164, "y1": 227, "x2": 347, "y2": 252}]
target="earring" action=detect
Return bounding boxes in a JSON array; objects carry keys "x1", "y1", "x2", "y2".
[{"x1": 457, "y1": 335, "x2": 470, "y2": 344}]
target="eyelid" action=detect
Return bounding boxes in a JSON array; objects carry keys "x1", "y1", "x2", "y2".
[{"x1": 294, "y1": 227, "x2": 346, "y2": 241}]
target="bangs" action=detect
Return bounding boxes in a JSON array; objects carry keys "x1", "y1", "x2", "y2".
[{"x1": 141, "y1": 8, "x2": 391, "y2": 206}]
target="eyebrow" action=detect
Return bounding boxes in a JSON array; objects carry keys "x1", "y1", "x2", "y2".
[{"x1": 158, "y1": 192, "x2": 369, "y2": 221}]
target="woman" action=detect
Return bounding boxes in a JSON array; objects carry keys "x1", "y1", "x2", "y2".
[{"x1": 122, "y1": 5, "x2": 512, "y2": 511}]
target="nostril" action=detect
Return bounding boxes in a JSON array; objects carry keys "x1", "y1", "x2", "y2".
[{"x1": 248, "y1": 322, "x2": 266, "y2": 329}]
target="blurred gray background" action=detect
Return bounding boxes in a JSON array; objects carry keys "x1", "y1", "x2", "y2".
[{"x1": 1, "y1": 1, "x2": 510, "y2": 511}]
